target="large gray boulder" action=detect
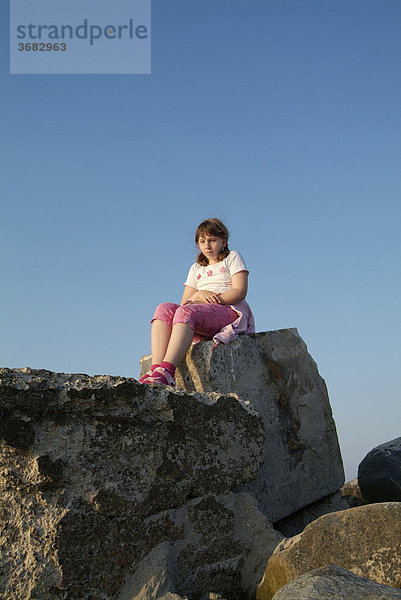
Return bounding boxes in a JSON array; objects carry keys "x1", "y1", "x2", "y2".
[
  {"x1": 358, "y1": 437, "x2": 401, "y2": 503},
  {"x1": 271, "y1": 565, "x2": 401, "y2": 600},
  {"x1": 141, "y1": 329, "x2": 344, "y2": 522},
  {"x1": 256, "y1": 502, "x2": 401, "y2": 600},
  {"x1": 122, "y1": 492, "x2": 283, "y2": 600},
  {"x1": 0, "y1": 367, "x2": 278, "y2": 600}
]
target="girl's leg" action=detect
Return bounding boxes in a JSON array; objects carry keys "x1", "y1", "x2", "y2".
[
  {"x1": 149, "y1": 303, "x2": 180, "y2": 364},
  {"x1": 152, "y1": 303, "x2": 236, "y2": 376},
  {"x1": 145, "y1": 321, "x2": 194, "y2": 386},
  {"x1": 138, "y1": 303, "x2": 180, "y2": 382},
  {"x1": 173, "y1": 303, "x2": 238, "y2": 340},
  {"x1": 144, "y1": 303, "x2": 237, "y2": 386},
  {"x1": 163, "y1": 322, "x2": 194, "y2": 366},
  {"x1": 151, "y1": 319, "x2": 172, "y2": 365}
]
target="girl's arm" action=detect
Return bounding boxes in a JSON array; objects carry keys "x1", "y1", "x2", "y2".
[
  {"x1": 182, "y1": 272, "x2": 249, "y2": 305},
  {"x1": 181, "y1": 286, "x2": 222, "y2": 305},
  {"x1": 180, "y1": 285, "x2": 198, "y2": 305},
  {"x1": 217, "y1": 271, "x2": 248, "y2": 305}
]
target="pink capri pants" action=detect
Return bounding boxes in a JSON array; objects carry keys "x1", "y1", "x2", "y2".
[{"x1": 151, "y1": 302, "x2": 238, "y2": 340}]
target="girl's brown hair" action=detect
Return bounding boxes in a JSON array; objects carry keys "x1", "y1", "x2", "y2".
[{"x1": 195, "y1": 218, "x2": 230, "y2": 266}]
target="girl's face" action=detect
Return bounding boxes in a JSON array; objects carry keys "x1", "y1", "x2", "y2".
[{"x1": 197, "y1": 234, "x2": 227, "y2": 264}]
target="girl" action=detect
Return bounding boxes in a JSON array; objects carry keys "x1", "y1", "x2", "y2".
[{"x1": 139, "y1": 218, "x2": 255, "y2": 386}]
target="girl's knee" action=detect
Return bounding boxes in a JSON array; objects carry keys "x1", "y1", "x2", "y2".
[
  {"x1": 155, "y1": 302, "x2": 177, "y2": 312},
  {"x1": 152, "y1": 302, "x2": 180, "y2": 325},
  {"x1": 173, "y1": 305, "x2": 195, "y2": 329}
]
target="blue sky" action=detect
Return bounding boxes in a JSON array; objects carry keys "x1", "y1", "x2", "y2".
[{"x1": 1, "y1": 0, "x2": 400, "y2": 480}]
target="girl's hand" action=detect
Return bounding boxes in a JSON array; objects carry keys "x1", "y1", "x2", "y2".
[
  {"x1": 183, "y1": 290, "x2": 221, "y2": 304},
  {"x1": 182, "y1": 299, "x2": 202, "y2": 305}
]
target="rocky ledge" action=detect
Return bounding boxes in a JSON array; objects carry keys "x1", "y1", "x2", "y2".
[{"x1": 0, "y1": 367, "x2": 280, "y2": 600}]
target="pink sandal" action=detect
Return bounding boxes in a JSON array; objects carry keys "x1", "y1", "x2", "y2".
[
  {"x1": 144, "y1": 366, "x2": 176, "y2": 387},
  {"x1": 138, "y1": 368, "x2": 155, "y2": 384}
]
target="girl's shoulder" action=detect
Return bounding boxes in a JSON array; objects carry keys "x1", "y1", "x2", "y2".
[
  {"x1": 224, "y1": 250, "x2": 245, "y2": 264},
  {"x1": 189, "y1": 260, "x2": 203, "y2": 272},
  {"x1": 225, "y1": 249, "x2": 242, "y2": 261},
  {"x1": 224, "y1": 250, "x2": 249, "y2": 272}
]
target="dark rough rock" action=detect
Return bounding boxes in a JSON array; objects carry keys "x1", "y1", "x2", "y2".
[
  {"x1": 274, "y1": 480, "x2": 367, "y2": 538},
  {"x1": 257, "y1": 502, "x2": 401, "y2": 600},
  {"x1": 141, "y1": 329, "x2": 345, "y2": 522},
  {"x1": 340, "y1": 478, "x2": 365, "y2": 507},
  {"x1": 271, "y1": 565, "x2": 401, "y2": 600},
  {"x1": 358, "y1": 437, "x2": 401, "y2": 503},
  {"x1": 0, "y1": 415, "x2": 35, "y2": 449},
  {"x1": 273, "y1": 490, "x2": 349, "y2": 537},
  {"x1": 0, "y1": 367, "x2": 278, "y2": 600}
]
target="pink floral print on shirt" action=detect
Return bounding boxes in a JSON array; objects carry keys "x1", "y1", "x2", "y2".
[
  {"x1": 207, "y1": 270, "x2": 213, "y2": 276},
  {"x1": 196, "y1": 274, "x2": 201, "y2": 280},
  {"x1": 220, "y1": 266, "x2": 227, "y2": 273}
]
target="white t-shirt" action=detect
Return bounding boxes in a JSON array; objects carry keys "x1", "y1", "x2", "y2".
[{"x1": 184, "y1": 250, "x2": 249, "y2": 294}]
